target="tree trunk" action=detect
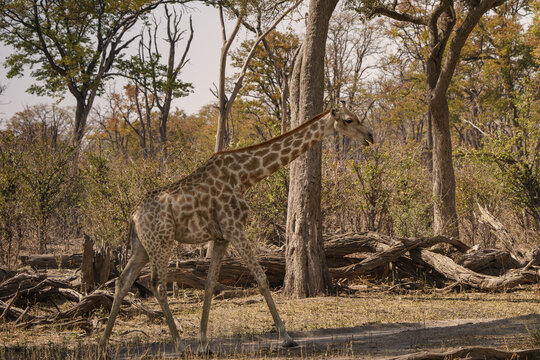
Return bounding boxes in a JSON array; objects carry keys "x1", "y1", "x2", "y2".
[
  {"x1": 159, "y1": 101, "x2": 170, "y2": 161},
  {"x1": 284, "y1": 0, "x2": 338, "y2": 298},
  {"x1": 38, "y1": 223, "x2": 46, "y2": 254},
  {"x1": 73, "y1": 96, "x2": 94, "y2": 148},
  {"x1": 280, "y1": 71, "x2": 290, "y2": 134},
  {"x1": 430, "y1": 94, "x2": 459, "y2": 238}
]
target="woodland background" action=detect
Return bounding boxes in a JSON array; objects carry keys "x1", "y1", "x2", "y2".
[{"x1": 0, "y1": 0, "x2": 538, "y2": 279}]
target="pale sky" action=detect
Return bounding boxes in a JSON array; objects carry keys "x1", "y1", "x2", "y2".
[{"x1": 0, "y1": 3, "x2": 302, "y2": 125}]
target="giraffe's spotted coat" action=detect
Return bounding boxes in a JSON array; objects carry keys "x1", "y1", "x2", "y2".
[{"x1": 100, "y1": 106, "x2": 374, "y2": 351}]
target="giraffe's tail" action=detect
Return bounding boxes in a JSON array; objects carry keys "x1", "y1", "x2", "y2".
[{"x1": 125, "y1": 216, "x2": 137, "y2": 253}]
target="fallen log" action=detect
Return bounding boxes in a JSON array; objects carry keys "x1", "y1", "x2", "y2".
[
  {"x1": 0, "y1": 300, "x2": 33, "y2": 322},
  {"x1": 0, "y1": 273, "x2": 46, "y2": 301},
  {"x1": 139, "y1": 256, "x2": 286, "y2": 290},
  {"x1": 0, "y1": 268, "x2": 17, "y2": 284},
  {"x1": 19, "y1": 254, "x2": 83, "y2": 270},
  {"x1": 0, "y1": 272, "x2": 80, "y2": 306},
  {"x1": 331, "y1": 235, "x2": 469, "y2": 279},
  {"x1": 324, "y1": 232, "x2": 389, "y2": 257},
  {"x1": 55, "y1": 290, "x2": 113, "y2": 320},
  {"x1": 139, "y1": 234, "x2": 535, "y2": 292},
  {"x1": 409, "y1": 248, "x2": 538, "y2": 291},
  {"x1": 457, "y1": 248, "x2": 521, "y2": 274}
]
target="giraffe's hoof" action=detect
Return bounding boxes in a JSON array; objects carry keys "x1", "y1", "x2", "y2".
[
  {"x1": 281, "y1": 338, "x2": 298, "y2": 348},
  {"x1": 97, "y1": 343, "x2": 110, "y2": 360},
  {"x1": 173, "y1": 339, "x2": 187, "y2": 353},
  {"x1": 98, "y1": 338, "x2": 108, "y2": 351},
  {"x1": 197, "y1": 344, "x2": 214, "y2": 356}
]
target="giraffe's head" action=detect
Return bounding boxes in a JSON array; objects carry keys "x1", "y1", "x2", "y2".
[{"x1": 331, "y1": 101, "x2": 374, "y2": 146}]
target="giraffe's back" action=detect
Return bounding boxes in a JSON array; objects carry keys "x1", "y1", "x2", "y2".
[{"x1": 131, "y1": 160, "x2": 228, "y2": 250}]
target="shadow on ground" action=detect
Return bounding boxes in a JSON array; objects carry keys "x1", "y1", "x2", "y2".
[{"x1": 112, "y1": 313, "x2": 540, "y2": 359}]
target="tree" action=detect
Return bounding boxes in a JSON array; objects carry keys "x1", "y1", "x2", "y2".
[
  {"x1": 99, "y1": 87, "x2": 145, "y2": 159},
  {"x1": 349, "y1": 0, "x2": 508, "y2": 238},
  {"x1": 284, "y1": 0, "x2": 339, "y2": 298},
  {"x1": 207, "y1": 0, "x2": 301, "y2": 258},
  {"x1": 0, "y1": 0, "x2": 186, "y2": 147},
  {"x1": 0, "y1": 131, "x2": 24, "y2": 266},
  {"x1": 117, "y1": 5, "x2": 194, "y2": 160},
  {"x1": 8, "y1": 105, "x2": 77, "y2": 253},
  {"x1": 325, "y1": 10, "x2": 381, "y2": 106},
  {"x1": 213, "y1": 0, "x2": 301, "y2": 153},
  {"x1": 231, "y1": 30, "x2": 300, "y2": 135},
  {"x1": 325, "y1": 10, "x2": 381, "y2": 157}
]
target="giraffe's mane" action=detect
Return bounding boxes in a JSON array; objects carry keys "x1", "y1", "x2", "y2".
[{"x1": 216, "y1": 110, "x2": 332, "y2": 155}]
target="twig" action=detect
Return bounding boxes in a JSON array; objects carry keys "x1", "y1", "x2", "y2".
[
  {"x1": 14, "y1": 305, "x2": 31, "y2": 324},
  {"x1": 385, "y1": 282, "x2": 417, "y2": 293},
  {"x1": 119, "y1": 329, "x2": 150, "y2": 337},
  {"x1": 434, "y1": 281, "x2": 462, "y2": 294},
  {"x1": 0, "y1": 286, "x2": 20, "y2": 322}
]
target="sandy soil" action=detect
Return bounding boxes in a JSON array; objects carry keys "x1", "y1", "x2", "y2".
[{"x1": 115, "y1": 313, "x2": 540, "y2": 359}]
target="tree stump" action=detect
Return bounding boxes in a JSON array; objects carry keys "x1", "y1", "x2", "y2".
[
  {"x1": 81, "y1": 235, "x2": 95, "y2": 294},
  {"x1": 80, "y1": 235, "x2": 112, "y2": 294}
]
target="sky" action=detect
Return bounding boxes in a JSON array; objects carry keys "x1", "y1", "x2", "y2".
[{"x1": 0, "y1": 3, "x2": 302, "y2": 125}]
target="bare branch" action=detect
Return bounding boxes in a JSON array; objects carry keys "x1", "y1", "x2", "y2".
[
  {"x1": 370, "y1": 6, "x2": 426, "y2": 25},
  {"x1": 225, "y1": 0, "x2": 303, "y2": 120},
  {"x1": 219, "y1": 1, "x2": 227, "y2": 43},
  {"x1": 435, "y1": 0, "x2": 504, "y2": 96},
  {"x1": 174, "y1": 16, "x2": 194, "y2": 76}
]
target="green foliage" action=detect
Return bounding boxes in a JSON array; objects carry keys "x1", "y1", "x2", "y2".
[
  {"x1": 0, "y1": 132, "x2": 24, "y2": 265},
  {"x1": 116, "y1": 49, "x2": 193, "y2": 100},
  {"x1": 321, "y1": 142, "x2": 431, "y2": 237},
  {"x1": 0, "y1": 0, "x2": 172, "y2": 97},
  {"x1": 230, "y1": 30, "x2": 300, "y2": 130},
  {"x1": 0, "y1": 110, "x2": 79, "y2": 255},
  {"x1": 245, "y1": 167, "x2": 289, "y2": 248},
  {"x1": 81, "y1": 153, "x2": 142, "y2": 245},
  {"x1": 1, "y1": 0, "x2": 538, "y2": 264},
  {"x1": 351, "y1": 147, "x2": 391, "y2": 232},
  {"x1": 19, "y1": 142, "x2": 79, "y2": 252},
  {"x1": 478, "y1": 116, "x2": 539, "y2": 222},
  {"x1": 384, "y1": 144, "x2": 432, "y2": 238}
]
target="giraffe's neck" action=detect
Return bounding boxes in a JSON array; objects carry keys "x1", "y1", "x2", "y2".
[{"x1": 214, "y1": 110, "x2": 334, "y2": 192}]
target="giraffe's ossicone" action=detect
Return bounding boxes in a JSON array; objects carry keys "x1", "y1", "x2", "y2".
[{"x1": 99, "y1": 103, "x2": 373, "y2": 353}]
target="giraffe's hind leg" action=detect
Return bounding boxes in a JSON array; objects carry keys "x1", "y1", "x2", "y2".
[{"x1": 99, "y1": 236, "x2": 149, "y2": 348}]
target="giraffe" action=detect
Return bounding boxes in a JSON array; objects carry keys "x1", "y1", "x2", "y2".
[{"x1": 99, "y1": 102, "x2": 373, "y2": 351}]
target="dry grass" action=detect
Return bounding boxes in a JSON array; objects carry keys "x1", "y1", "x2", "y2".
[{"x1": 1, "y1": 285, "x2": 539, "y2": 359}]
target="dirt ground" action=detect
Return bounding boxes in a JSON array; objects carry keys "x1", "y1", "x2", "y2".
[
  {"x1": 113, "y1": 314, "x2": 540, "y2": 359},
  {"x1": 1, "y1": 288, "x2": 539, "y2": 359}
]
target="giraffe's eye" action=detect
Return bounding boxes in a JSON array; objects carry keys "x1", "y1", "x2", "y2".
[{"x1": 343, "y1": 119, "x2": 353, "y2": 124}]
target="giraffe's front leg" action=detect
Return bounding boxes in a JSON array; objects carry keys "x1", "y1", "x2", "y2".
[
  {"x1": 199, "y1": 239, "x2": 229, "y2": 352},
  {"x1": 226, "y1": 227, "x2": 297, "y2": 348},
  {"x1": 148, "y1": 253, "x2": 183, "y2": 351}
]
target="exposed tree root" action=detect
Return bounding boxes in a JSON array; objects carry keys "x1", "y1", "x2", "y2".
[{"x1": 390, "y1": 346, "x2": 540, "y2": 360}]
